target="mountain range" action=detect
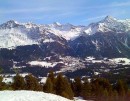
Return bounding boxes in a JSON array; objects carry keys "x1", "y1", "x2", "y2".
[{"x1": 0, "y1": 16, "x2": 130, "y2": 77}]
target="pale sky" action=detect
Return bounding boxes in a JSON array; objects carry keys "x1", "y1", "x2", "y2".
[{"x1": 0, "y1": 0, "x2": 130, "y2": 25}]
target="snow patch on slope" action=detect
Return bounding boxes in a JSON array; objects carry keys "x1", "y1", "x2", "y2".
[
  {"x1": 0, "y1": 91, "x2": 71, "y2": 101},
  {"x1": 28, "y1": 61, "x2": 57, "y2": 68},
  {"x1": 43, "y1": 23, "x2": 84, "y2": 40},
  {"x1": 0, "y1": 28, "x2": 37, "y2": 48},
  {"x1": 109, "y1": 58, "x2": 130, "y2": 65}
]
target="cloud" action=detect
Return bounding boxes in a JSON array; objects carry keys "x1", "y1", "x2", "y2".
[
  {"x1": 82, "y1": 15, "x2": 107, "y2": 22},
  {"x1": 87, "y1": 15, "x2": 107, "y2": 21},
  {"x1": 1, "y1": 1, "x2": 129, "y2": 15},
  {"x1": 0, "y1": 7, "x2": 60, "y2": 14},
  {"x1": 81, "y1": 1, "x2": 130, "y2": 10},
  {"x1": 0, "y1": 0, "x2": 130, "y2": 25},
  {"x1": 111, "y1": 1, "x2": 130, "y2": 7}
]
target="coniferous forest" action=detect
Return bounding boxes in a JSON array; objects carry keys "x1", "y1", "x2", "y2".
[{"x1": 0, "y1": 71, "x2": 130, "y2": 101}]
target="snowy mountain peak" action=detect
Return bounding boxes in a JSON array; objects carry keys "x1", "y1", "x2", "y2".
[
  {"x1": 0, "y1": 16, "x2": 130, "y2": 49},
  {"x1": 53, "y1": 22, "x2": 62, "y2": 26},
  {"x1": 24, "y1": 22, "x2": 39, "y2": 28},
  {"x1": 100, "y1": 16, "x2": 130, "y2": 32},
  {"x1": 0, "y1": 20, "x2": 19, "y2": 29},
  {"x1": 102, "y1": 16, "x2": 117, "y2": 23},
  {"x1": 6, "y1": 20, "x2": 18, "y2": 24},
  {"x1": 84, "y1": 16, "x2": 130, "y2": 35}
]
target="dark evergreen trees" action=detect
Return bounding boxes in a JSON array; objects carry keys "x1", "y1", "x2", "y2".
[
  {"x1": 0, "y1": 71, "x2": 130, "y2": 101},
  {"x1": 43, "y1": 77, "x2": 53, "y2": 93},
  {"x1": 55, "y1": 73, "x2": 74, "y2": 99},
  {"x1": 48, "y1": 71, "x2": 55, "y2": 84},
  {"x1": 81, "y1": 77, "x2": 92, "y2": 100},
  {"x1": 0, "y1": 76, "x2": 4, "y2": 90},
  {"x1": 114, "y1": 79, "x2": 129, "y2": 101},
  {"x1": 72, "y1": 77, "x2": 82, "y2": 97},
  {"x1": 91, "y1": 78, "x2": 112, "y2": 101},
  {"x1": 116, "y1": 80, "x2": 125, "y2": 96},
  {"x1": 43, "y1": 71, "x2": 56, "y2": 93},
  {"x1": 25, "y1": 74, "x2": 41, "y2": 91},
  {"x1": 12, "y1": 74, "x2": 25, "y2": 90}
]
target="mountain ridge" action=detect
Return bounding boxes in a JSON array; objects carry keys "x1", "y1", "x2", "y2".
[
  {"x1": 0, "y1": 16, "x2": 130, "y2": 49},
  {"x1": 1, "y1": 16, "x2": 130, "y2": 76}
]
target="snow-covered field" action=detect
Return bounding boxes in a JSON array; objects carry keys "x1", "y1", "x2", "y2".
[
  {"x1": 109, "y1": 58, "x2": 130, "y2": 65},
  {"x1": 28, "y1": 61, "x2": 57, "y2": 68},
  {"x1": 28, "y1": 61, "x2": 64, "y2": 68},
  {"x1": 0, "y1": 91, "x2": 70, "y2": 101},
  {"x1": 0, "y1": 91, "x2": 86, "y2": 101}
]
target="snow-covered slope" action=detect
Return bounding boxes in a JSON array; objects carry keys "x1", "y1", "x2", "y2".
[
  {"x1": 43, "y1": 22, "x2": 84, "y2": 40},
  {"x1": 84, "y1": 16, "x2": 130, "y2": 35},
  {"x1": 0, "y1": 90, "x2": 85, "y2": 101},
  {"x1": 0, "y1": 16, "x2": 130, "y2": 49},
  {"x1": 0, "y1": 20, "x2": 84, "y2": 48},
  {"x1": 0, "y1": 28, "x2": 38, "y2": 48},
  {"x1": 0, "y1": 20, "x2": 39, "y2": 48},
  {"x1": 0, "y1": 90, "x2": 71, "y2": 101}
]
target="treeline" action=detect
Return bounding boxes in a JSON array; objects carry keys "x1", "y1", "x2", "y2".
[
  {"x1": 0, "y1": 74, "x2": 42, "y2": 91},
  {"x1": 0, "y1": 72, "x2": 130, "y2": 101}
]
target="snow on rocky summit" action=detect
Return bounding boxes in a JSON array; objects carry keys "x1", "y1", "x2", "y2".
[{"x1": 0, "y1": 16, "x2": 130, "y2": 49}]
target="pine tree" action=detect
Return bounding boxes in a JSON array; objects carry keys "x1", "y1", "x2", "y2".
[
  {"x1": 25, "y1": 74, "x2": 41, "y2": 91},
  {"x1": 73, "y1": 77, "x2": 82, "y2": 96},
  {"x1": 47, "y1": 71, "x2": 56, "y2": 93},
  {"x1": 43, "y1": 77, "x2": 53, "y2": 93},
  {"x1": 55, "y1": 73, "x2": 74, "y2": 99},
  {"x1": 0, "y1": 76, "x2": 3, "y2": 90},
  {"x1": 0, "y1": 76, "x2": 2, "y2": 83},
  {"x1": 111, "y1": 90, "x2": 119, "y2": 101},
  {"x1": 0, "y1": 68, "x2": 4, "y2": 90},
  {"x1": 126, "y1": 90, "x2": 130, "y2": 101},
  {"x1": 115, "y1": 80, "x2": 126, "y2": 96},
  {"x1": 0, "y1": 67, "x2": 3, "y2": 74},
  {"x1": 12, "y1": 74, "x2": 25, "y2": 90},
  {"x1": 48, "y1": 71, "x2": 55, "y2": 84},
  {"x1": 81, "y1": 77, "x2": 92, "y2": 100},
  {"x1": 91, "y1": 78, "x2": 112, "y2": 101}
]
